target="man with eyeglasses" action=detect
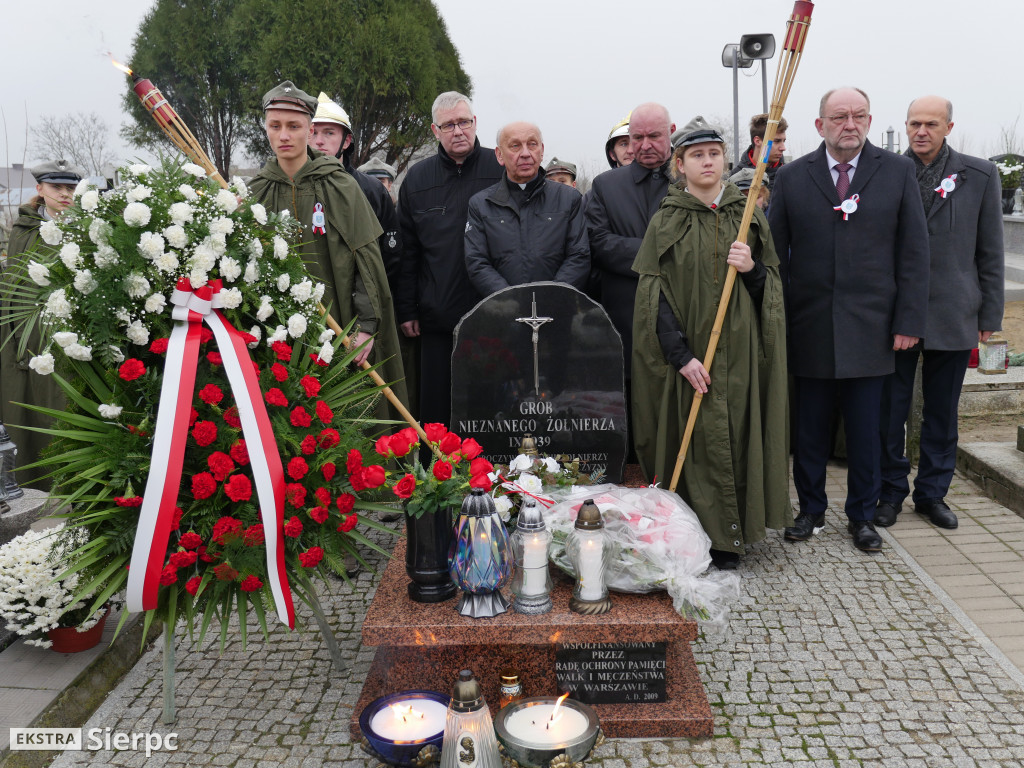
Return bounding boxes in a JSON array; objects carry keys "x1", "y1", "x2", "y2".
[
  {"x1": 397, "y1": 91, "x2": 503, "y2": 425},
  {"x1": 769, "y1": 87, "x2": 929, "y2": 553}
]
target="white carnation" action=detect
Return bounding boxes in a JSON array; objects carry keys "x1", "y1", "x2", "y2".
[
  {"x1": 214, "y1": 189, "x2": 238, "y2": 214},
  {"x1": 130, "y1": 163, "x2": 152, "y2": 175},
  {"x1": 247, "y1": 238, "x2": 263, "y2": 258},
  {"x1": 64, "y1": 343, "x2": 93, "y2": 361},
  {"x1": 73, "y1": 269, "x2": 98, "y2": 295},
  {"x1": 273, "y1": 236, "x2": 288, "y2": 260},
  {"x1": 189, "y1": 270, "x2": 209, "y2": 289},
  {"x1": 493, "y1": 496, "x2": 513, "y2": 520},
  {"x1": 312, "y1": 282, "x2": 325, "y2": 302},
  {"x1": 107, "y1": 345, "x2": 125, "y2": 363},
  {"x1": 127, "y1": 184, "x2": 152, "y2": 202},
  {"x1": 208, "y1": 233, "x2": 227, "y2": 255},
  {"x1": 88, "y1": 218, "x2": 109, "y2": 245},
  {"x1": 80, "y1": 190, "x2": 99, "y2": 211},
  {"x1": 28, "y1": 353, "x2": 55, "y2": 375},
  {"x1": 289, "y1": 279, "x2": 313, "y2": 303},
  {"x1": 267, "y1": 325, "x2": 288, "y2": 344},
  {"x1": 40, "y1": 220, "x2": 62, "y2": 245},
  {"x1": 286, "y1": 313, "x2": 307, "y2": 338},
  {"x1": 123, "y1": 202, "x2": 152, "y2": 227},
  {"x1": 97, "y1": 404, "x2": 123, "y2": 419},
  {"x1": 243, "y1": 261, "x2": 260, "y2": 284},
  {"x1": 169, "y1": 202, "x2": 194, "y2": 226},
  {"x1": 60, "y1": 243, "x2": 81, "y2": 269},
  {"x1": 219, "y1": 287, "x2": 243, "y2": 309},
  {"x1": 152, "y1": 251, "x2": 179, "y2": 273},
  {"x1": 277, "y1": 273, "x2": 291, "y2": 292},
  {"x1": 94, "y1": 244, "x2": 119, "y2": 268},
  {"x1": 115, "y1": 308, "x2": 131, "y2": 324},
  {"x1": 52, "y1": 331, "x2": 79, "y2": 348},
  {"x1": 219, "y1": 256, "x2": 242, "y2": 282},
  {"x1": 231, "y1": 176, "x2": 248, "y2": 198},
  {"x1": 74, "y1": 178, "x2": 91, "y2": 198},
  {"x1": 191, "y1": 243, "x2": 217, "y2": 273},
  {"x1": 178, "y1": 184, "x2": 198, "y2": 200},
  {"x1": 123, "y1": 273, "x2": 151, "y2": 299},
  {"x1": 250, "y1": 203, "x2": 267, "y2": 224},
  {"x1": 138, "y1": 231, "x2": 165, "y2": 259},
  {"x1": 318, "y1": 328, "x2": 336, "y2": 343},
  {"x1": 164, "y1": 224, "x2": 188, "y2": 249},
  {"x1": 256, "y1": 296, "x2": 274, "y2": 321},
  {"x1": 317, "y1": 341, "x2": 334, "y2": 364},
  {"x1": 247, "y1": 326, "x2": 262, "y2": 348},
  {"x1": 279, "y1": 209, "x2": 290, "y2": 220},
  {"x1": 27, "y1": 261, "x2": 50, "y2": 286},
  {"x1": 210, "y1": 216, "x2": 234, "y2": 236},
  {"x1": 144, "y1": 293, "x2": 167, "y2": 313},
  {"x1": 182, "y1": 163, "x2": 206, "y2": 177},
  {"x1": 126, "y1": 321, "x2": 150, "y2": 346},
  {"x1": 44, "y1": 289, "x2": 72, "y2": 319}
]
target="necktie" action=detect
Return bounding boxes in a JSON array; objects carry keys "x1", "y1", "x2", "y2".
[{"x1": 835, "y1": 162, "x2": 852, "y2": 200}]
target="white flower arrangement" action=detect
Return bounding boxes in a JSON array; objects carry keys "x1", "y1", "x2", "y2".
[
  {"x1": 40, "y1": 220, "x2": 63, "y2": 245},
  {"x1": 60, "y1": 243, "x2": 82, "y2": 270},
  {"x1": 124, "y1": 202, "x2": 152, "y2": 227},
  {"x1": 0, "y1": 526, "x2": 103, "y2": 648}
]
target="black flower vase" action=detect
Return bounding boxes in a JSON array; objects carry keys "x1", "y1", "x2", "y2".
[{"x1": 405, "y1": 507, "x2": 457, "y2": 602}]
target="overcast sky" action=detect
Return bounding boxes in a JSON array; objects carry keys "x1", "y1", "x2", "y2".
[{"x1": 4, "y1": 0, "x2": 1023, "y2": 181}]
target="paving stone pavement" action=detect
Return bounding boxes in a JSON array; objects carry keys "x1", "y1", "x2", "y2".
[{"x1": 44, "y1": 465, "x2": 1024, "y2": 768}]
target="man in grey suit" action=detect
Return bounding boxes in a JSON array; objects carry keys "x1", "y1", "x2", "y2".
[
  {"x1": 769, "y1": 87, "x2": 930, "y2": 552},
  {"x1": 875, "y1": 95, "x2": 1005, "y2": 531}
]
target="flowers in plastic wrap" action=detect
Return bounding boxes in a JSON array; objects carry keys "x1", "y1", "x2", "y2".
[{"x1": 543, "y1": 484, "x2": 739, "y2": 630}]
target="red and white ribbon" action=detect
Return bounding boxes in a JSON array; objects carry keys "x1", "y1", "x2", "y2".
[
  {"x1": 311, "y1": 202, "x2": 326, "y2": 236},
  {"x1": 833, "y1": 193, "x2": 860, "y2": 221},
  {"x1": 127, "y1": 277, "x2": 295, "y2": 628},
  {"x1": 935, "y1": 173, "x2": 958, "y2": 198}
]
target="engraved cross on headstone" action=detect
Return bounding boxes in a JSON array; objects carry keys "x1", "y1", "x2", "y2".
[{"x1": 514, "y1": 292, "x2": 554, "y2": 395}]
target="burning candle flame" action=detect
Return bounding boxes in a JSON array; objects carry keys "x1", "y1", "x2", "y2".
[
  {"x1": 390, "y1": 703, "x2": 425, "y2": 723},
  {"x1": 109, "y1": 56, "x2": 133, "y2": 76},
  {"x1": 545, "y1": 692, "x2": 570, "y2": 728}
]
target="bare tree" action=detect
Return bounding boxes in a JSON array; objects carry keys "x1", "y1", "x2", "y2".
[
  {"x1": 989, "y1": 115, "x2": 1023, "y2": 158},
  {"x1": 30, "y1": 113, "x2": 114, "y2": 176}
]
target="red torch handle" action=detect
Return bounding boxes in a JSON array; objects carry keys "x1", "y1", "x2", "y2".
[{"x1": 783, "y1": 1, "x2": 814, "y2": 52}]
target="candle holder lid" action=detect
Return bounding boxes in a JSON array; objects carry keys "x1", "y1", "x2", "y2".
[
  {"x1": 499, "y1": 669, "x2": 520, "y2": 684},
  {"x1": 574, "y1": 499, "x2": 604, "y2": 530},
  {"x1": 450, "y1": 669, "x2": 485, "y2": 712},
  {"x1": 516, "y1": 497, "x2": 546, "y2": 532}
]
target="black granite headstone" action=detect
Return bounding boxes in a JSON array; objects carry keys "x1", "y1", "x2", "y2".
[
  {"x1": 555, "y1": 642, "x2": 668, "y2": 704},
  {"x1": 451, "y1": 282, "x2": 627, "y2": 482}
]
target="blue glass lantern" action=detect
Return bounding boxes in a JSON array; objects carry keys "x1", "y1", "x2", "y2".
[{"x1": 449, "y1": 488, "x2": 513, "y2": 618}]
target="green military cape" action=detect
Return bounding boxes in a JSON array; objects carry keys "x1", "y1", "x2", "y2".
[
  {"x1": 631, "y1": 183, "x2": 790, "y2": 554},
  {"x1": 1, "y1": 202, "x2": 65, "y2": 488},
  {"x1": 249, "y1": 150, "x2": 408, "y2": 418}
]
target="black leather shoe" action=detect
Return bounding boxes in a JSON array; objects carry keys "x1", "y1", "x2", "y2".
[
  {"x1": 784, "y1": 511, "x2": 825, "y2": 541},
  {"x1": 848, "y1": 520, "x2": 883, "y2": 551},
  {"x1": 710, "y1": 549, "x2": 740, "y2": 570},
  {"x1": 874, "y1": 501, "x2": 901, "y2": 528},
  {"x1": 915, "y1": 499, "x2": 958, "y2": 529}
]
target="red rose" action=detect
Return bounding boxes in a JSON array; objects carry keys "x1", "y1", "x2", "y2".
[
  {"x1": 319, "y1": 429, "x2": 340, "y2": 449},
  {"x1": 119, "y1": 359, "x2": 146, "y2": 381},
  {"x1": 192, "y1": 420, "x2": 218, "y2": 447},
  {"x1": 315, "y1": 400, "x2": 333, "y2": 424},
  {"x1": 389, "y1": 432, "x2": 415, "y2": 458},
  {"x1": 189, "y1": 408, "x2": 199, "y2": 426},
  {"x1": 198, "y1": 384, "x2": 223, "y2": 405},
  {"x1": 199, "y1": 327, "x2": 213, "y2": 344},
  {"x1": 300, "y1": 435, "x2": 317, "y2": 455},
  {"x1": 192, "y1": 472, "x2": 217, "y2": 500},
  {"x1": 214, "y1": 563, "x2": 239, "y2": 581},
  {"x1": 309, "y1": 506, "x2": 329, "y2": 524},
  {"x1": 207, "y1": 451, "x2": 235, "y2": 481},
  {"x1": 300, "y1": 375, "x2": 321, "y2": 398},
  {"x1": 212, "y1": 516, "x2": 244, "y2": 545},
  {"x1": 271, "y1": 341, "x2": 293, "y2": 362},
  {"x1": 114, "y1": 495, "x2": 144, "y2": 507},
  {"x1": 207, "y1": 351, "x2": 223, "y2": 366},
  {"x1": 439, "y1": 432, "x2": 462, "y2": 455},
  {"x1": 398, "y1": 427, "x2": 418, "y2": 444},
  {"x1": 179, "y1": 532, "x2": 203, "y2": 550},
  {"x1": 230, "y1": 439, "x2": 250, "y2": 466},
  {"x1": 149, "y1": 338, "x2": 169, "y2": 354},
  {"x1": 469, "y1": 473, "x2": 493, "y2": 492},
  {"x1": 322, "y1": 462, "x2": 337, "y2": 482},
  {"x1": 393, "y1": 473, "x2": 417, "y2": 499},
  {"x1": 424, "y1": 423, "x2": 448, "y2": 443},
  {"x1": 283, "y1": 516, "x2": 303, "y2": 537},
  {"x1": 336, "y1": 493, "x2": 355, "y2": 514},
  {"x1": 360, "y1": 464, "x2": 386, "y2": 489},
  {"x1": 285, "y1": 483, "x2": 306, "y2": 508},
  {"x1": 309, "y1": 353, "x2": 329, "y2": 367},
  {"x1": 460, "y1": 438, "x2": 484, "y2": 460},
  {"x1": 346, "y1": 449, "x2": 363, "y2": 474},
  {"x1": 243, "y1": 524, "x2": 264, "y2": 547},
  {"x1": 290, "y1": 406, "x2": 312, "y2": 428},
  {"x1": 374, "y1": 435, "x2": 392, "y2": 457},
  {"x1": 224, "y1": 474, "x2": 252, "y2": 502},
  {"x1": 314, "y1": 487, "x2": 331, "y2": 506},
  {"x1": 159, "y1": 565, "x2": 178, "y2": 586},
  {"x1": 338, "y1": 513, "x2": 358, "y2": 533},
  {"x1": 287, "y1": 456, "x2": 309, "y2": 480},
  {"x1": 265, "y1": 388, "x2": 288, "y2": 407},
  {"x1": 240, "y1": 575, "x2": 263, "y2": 592},
  {"x1": 298, "y1": 546, "x2": 324, "y2": 568},
  {"x1": 432, "y1": 461, "x2": 453, "y2": 481},
  {"x1": 271, "y1": 363, "x2": 289, "y2": 382},
  {"x1": 185, "y1": 576, "x2": 203, "y2": 596},
  {"x1": 222, "y1": 406, "x2": 242, "y2": 429},
  {"x1": 171, "y1": 506, "x2": 183, "y2": 531},
  {"x1": 169, "y1": 550, "x2": 198, "y2": 568},
  {"x1": 470, "y1": 457, "x2": 494, "y2": 476}
]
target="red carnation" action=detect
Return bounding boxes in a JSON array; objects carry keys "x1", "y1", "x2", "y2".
[
  {"x1": 300, "y1": 375, "x2": 320, "y2": 398},
  {"x1": 360, "y1": 464, "x2": 386, "y2": 489},
  {"x1": 309, "y1": 353, "x2": 329, "y2": 367},
  {"x1": 309, "y1": 506, "x2": 329, "y2": 524},
  {"x1": 318, "y1": 428, "x2": 340, "y2": 449},
  {"x1": 470, "y1": 457, "x2": 494, "y2": 477},
  {"x1": 159, "y1": 565, "x2": 178, "y2": 586},
  {"x1": 179, "y1": 531, "x2": 203, "y2": 550},
  {"x1": 239, "y1": 332, "x2": 258, "y2": 346},
  {"x1": 271, "y1": 362, "x2": 289, "y2": 382},
  {"x1": 199, "y1": 327, "x2": 213, "y2": 344},
  {"x1": 290, "y1": 406, "x2": 312, "y2": 428},
  {"x1": 300, "y1": 435, "x2": 317, "y2": 455},
  {"x1": 336, "y1": 493, "x2": 355, "y2": 514},
  {"x1": 298, "y1": 547, "x2": 324, "y2": 568},
  {"x1": 375, "y1": 434, "x2": 392, "y2": 457},
  {"x1": 265, "y1": 388, "x2": 288, "y2": 407},
  {"x1": 214, "y1": 563, "x2": 239, "y2": 581},
  {"x1": 283, "y1": 516, "x2": 303, "y2": 537},
  {"x1": 314, "y1": 487, "x2": 331, "y2": 506},
  {"x1": 149, "y1": 338, "x2": 169, "y2": 354},
  {"x1": 169, "y1": 550, "x2": 198, "y2": 568},
  {"x1": 208, "y1": 451, "x2": 235, "y2": 481},
  {"x1": 439, "y1": 432, "x2": 462, "y2": 455},
  {"x1": 192, "y1": 472, "x2": 217, "y2": 500},
  {"x1": 393, "y1": 473, "x2": 417, "y2": 499},
  {"x1": 389, "y1": 432, "x2": 415, "y2": 457},
  {"x1": 207, "y1": 351, "x2": 223, "y2": 366},
  {"x1": 470, "y1": 473, "x2": 493, "y2": 492},
  {"x1": 198, "y1": 545, "x2": 219, "y2": 563},
  {"x1": 243, "y1": 524, "x2": 264, "y2": 547},
  {"x1": 185, "y1": 576, "x2": 203, "y2": 596},
  {"x1": 424, "y1": 423, "x2": 447, "y2": 443},
  {"x1": 460, "y1": 438, "x2": 484, "y2": 460},
  {"x1": 114, "y1": 495, "x2": 144, "y2": 507},
  {"x1": 224, "y1": 474, "x2": 253, "y2": 502},
  {"x1": 198, "y1": 384, "x2": 224, "y2": 405},
  {"x1": 285, "y1": 483, "x2": 306, "y2": 508},
  {"x1": 189, "y1": 408, "x2": 199, "y2": 426},
  {"x1": 338, "y1": 513, "x2": 358, "y2": 533},
  {"x1": 271, "y1": 341, "x2": 293, "y2": 362},
  {"x1": 127, "y1": 424, "x2": 149, "y2": 437},
  {"x1": 230, "y1": 439, "x2": 250, "y2": 466},
  {"x1": 432, "y1": 461, "x2": 453, "y2": 482},
  {"x1": 322, "y1": 462, "x2": 336, "y2": 482},
  {"x1": 192, "y1": 420, "x2": 218, "y2": 447},
  {"x1": 315, "y1": 400, "x2": 333, "y2": 424},
  {"x1": 212, "y1": 516, "x2": 244, "y2": 545},
  {"x1": 346, "y1": 449, "x2": 363, "y2": 474},
  {"x1": 287, "y1": 456, "x2": 309, "y2": 480},
  {"x1": 171, "y1": 506, "x2": 183, "y2": 531},
  {"x1": 223, "y1": 406, "x2": 242, "y2": 429},
  {"x1": 240, "y1": 575, "x2": 263, "y2": 592},
  {"x1": 119, "y1": 359, "x2": 146, "y2": 381}
]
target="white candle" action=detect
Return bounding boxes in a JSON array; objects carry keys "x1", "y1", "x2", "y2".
[
  {"x1": 521, "y1": 533, "x2": 548, "y2": 596},
  {"x1": 576, "y1": 532, "x2": 604, "y2": 601},
  {"x1": 369, "y1": 698, "x2": 447, "y2": 742},
  {"x1": 504, "y1": 702, "x2": 589, "y2": 746}
]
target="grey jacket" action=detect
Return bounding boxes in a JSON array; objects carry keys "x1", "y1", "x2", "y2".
[{"x1": 464, "y1": 171, "x2": 590, "y2": 297}]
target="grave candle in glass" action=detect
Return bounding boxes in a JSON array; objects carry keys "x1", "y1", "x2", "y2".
[
  {"x1": 449, "y1": 488, "x2": 513, "y2": 618},
  {"x1": 510, "y1": 497, "x2": 553, "y2": 614},
  {"x1": 358, "y1": 690, "x2": 449, "y2": 767},
  {"x1": 440, "y1": 670, "x2": 502, "y2": 768},
  {"x1": 493, "y1": 694, "x2": 602, "y2": 768},
  {"x1": 566, "y1": 499, "x2": 612, "y2": 615}
]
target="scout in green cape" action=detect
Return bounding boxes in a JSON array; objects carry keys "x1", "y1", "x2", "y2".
[
  {"x1": 630, "y1": 116, "x2": 790, "y2": 571},
  {"x1": 248, "y1": 80, "x2": 407, "y2": 416}
]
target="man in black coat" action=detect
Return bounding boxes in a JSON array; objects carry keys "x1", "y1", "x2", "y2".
[
  {"x1": 397, "y1": 92, "x2": 503, "y2": 425},
  {"x1": 464, "y1": 121, "x2": 589, "y2": 297},
  {"x1": 876, "y1": 95, "x2": 1004, "y2": 531},
  {"x1": 768, "y1": 87, "x2": 930, "y2": 552}
]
